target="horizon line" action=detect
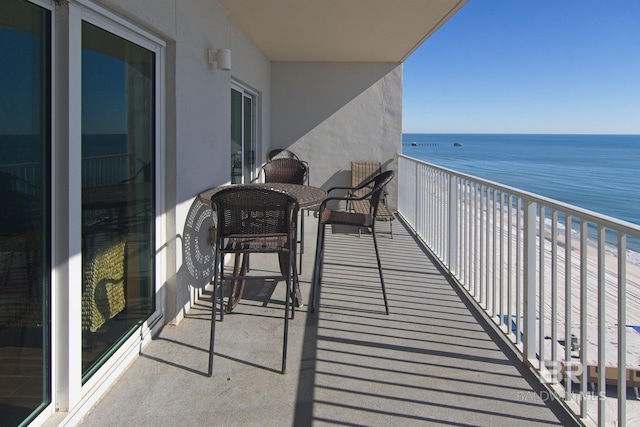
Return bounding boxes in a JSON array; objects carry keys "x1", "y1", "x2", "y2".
[{"x1": 402, "y1": 131, "x2": 640, "y2": 136}]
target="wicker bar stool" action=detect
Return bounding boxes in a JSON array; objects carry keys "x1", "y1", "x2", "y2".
[
  {"x1": 257, "y1": 158, "x2": 309, "y2": 274},
  {"x1": 208, "y1": 186, "x2": 299, "y2": 375}
]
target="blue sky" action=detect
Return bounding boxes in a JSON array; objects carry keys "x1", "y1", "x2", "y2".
[{"x1": 402, "y1": 0, "x2": 640, "y2": 134}]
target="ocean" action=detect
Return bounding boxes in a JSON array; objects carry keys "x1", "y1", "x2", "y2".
[
  {"x1": 402, "y1": 133, "x2": 640, "y2": 255},
  {"x1": 0, "y1": 134, "x2": 128, "y2": 160}
]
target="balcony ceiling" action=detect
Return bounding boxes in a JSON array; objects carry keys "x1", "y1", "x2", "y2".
[{"x1": 219, "y1": 0, "x2": 468, "y2": 62}]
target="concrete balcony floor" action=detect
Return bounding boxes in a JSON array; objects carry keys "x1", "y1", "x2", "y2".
[{"x1": 78, "y1": 215, "x2": 577, "y2": 426}]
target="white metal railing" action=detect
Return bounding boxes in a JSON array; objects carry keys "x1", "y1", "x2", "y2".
[
  {"x1": 0, "y1": 163, "x2": 39, "y2": 196},
  {"x1": 82, "y1": 154, "x2": 131, "y2": 187},
  {"x1": 1, "y1": 155, "x2": 131, "y2": 191},
  {"x1": 398, "y1": 155, "x2": 640, "y2": 426}
]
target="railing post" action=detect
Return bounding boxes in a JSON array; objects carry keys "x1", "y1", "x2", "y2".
[
  {"x1": 618, "y1": 233, "x2": 627, "y2": 424},
  {"x1": 523, "y1": 198, "x2": 537, "y2": 364},
  {"x1": 448, "y1": 175, "x2": 458, "y2": 275},
  {"x1": 414, "y1": 160, "x2": 419, "y2": 232}
]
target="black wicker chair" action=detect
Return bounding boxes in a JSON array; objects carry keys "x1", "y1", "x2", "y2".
[
  {"x1": 259, "y1": 158, "x2": 308, "y2": 185},
  {"x1": 350, "y1": 161, "x2": 394, "y2": 237},
  {"x1": 208, "y1": 186, "x2": 299, "y2": 375},
  {"x1": 264, "y1": 152, "x2": 311, "y2": 187},
  {"x1": 256, "y1": 158, "x2": 309, "y2": 274},
  {"x1": 267, "y1": 148, "x2": 299, "y2": 161},
  {"x1": 310, "y1": 170, "x2": 395, "y2": 315}
]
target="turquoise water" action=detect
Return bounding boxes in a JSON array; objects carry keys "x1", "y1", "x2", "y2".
[
  {"x1": 402, "y1": 133, "x2": 640, "y2": 225},
  {"x1": 402, "y1": 133, "x2": 640, "y2": 256}
]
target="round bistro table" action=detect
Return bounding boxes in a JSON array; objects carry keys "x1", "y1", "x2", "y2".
[{"x1": 198, "y1": 182, "x2": 326, "y2": 209}]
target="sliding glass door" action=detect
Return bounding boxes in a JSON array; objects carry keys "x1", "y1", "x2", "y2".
[
  {"x1": 0, "y1": 0, "x2": 51, "y2": 425},
  {"x1": 1, "y1": 1, "x2": 161, "y2": 424},
  {"x1": 230, "y1": 86, "x2": 256, "y2": 184},
  {"x1": 80, "y1": 21, "x2": 155, "y2": 380}
]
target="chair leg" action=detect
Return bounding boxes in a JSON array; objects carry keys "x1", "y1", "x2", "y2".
[
  {"x1": 299, "y1": 210, "x2": 304, "y2": 274},
  {"x1": 219, "y1": 273, "x2": 225, "y2": 322},
  {"x1": 292, "y1": 236, "x2": 303, "y2": 309},
  {"x1": 208, "y1": 251, "x2": 221, "y2": 377},
  {"x1": 317, "y1": 225, "x2": 326, "y2": 293},
  {"x1": 293, "y1": 267, "x2": 302, "y2": 309},
  {"x1": 371, "y1": 226, "x2": 390, "y2": 315},
  {"x1": 282, "y1": 250, "x2": 292, "y2": 374},
  {"x1": 208, "y1": 283, "x2": 217, "y2": 377},
  {"x1": 310, "y1": 221, "x2": 326, "y2": 313},
  {"x1": 218, "y1": 255, "x2": 224, "y2": 322},
  {"x1": 289, "y1": 252, "x2": 296, "y2": 320}
]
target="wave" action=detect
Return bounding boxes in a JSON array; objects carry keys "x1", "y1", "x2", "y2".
[{"x1": 542, "y1": 216, "x2": 640, "y2": 267}]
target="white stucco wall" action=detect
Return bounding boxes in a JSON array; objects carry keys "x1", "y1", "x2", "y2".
[
  {"x1": 271, "y1": 62, "x2": 402, "y2": 210},
  {"x1": 171, "y1": 2, "x2": 271, "y2": 322}
]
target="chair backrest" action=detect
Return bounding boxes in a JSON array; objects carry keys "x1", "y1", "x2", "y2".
[
  {"x1": 367, "y1": 170, "x2": 395, "y2": 217},
  {"x1": 268, "y1": 149, "x2": 299, "y2": 161},
  {"x1": 351, "y1": 161, "x2": 381, "y2": 198},
  {"x1": 210, "y1": 187, "x2": 298, "y2": 239},
  {"x1": 261, "y1": 158, "x2": 308, "y2": 185}
]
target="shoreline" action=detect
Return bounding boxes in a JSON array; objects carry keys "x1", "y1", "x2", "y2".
[{"x1": 463, "y1": 201, "x2": 640, "y2": 364}]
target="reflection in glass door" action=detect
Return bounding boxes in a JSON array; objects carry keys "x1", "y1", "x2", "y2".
[
  {"x1": 230, "y1": 87, "x2": 256, "y2": 184},
  {"x1": 0, "y1": 1, "x2": 51, "y2": 425},
  {"x1": 81, "y1": 22, "x2": 155, "y2": 380}
]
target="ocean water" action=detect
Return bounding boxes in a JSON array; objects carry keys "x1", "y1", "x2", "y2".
[{"x1": 402, "y1": 133, "x2": 640, "y2": 255}]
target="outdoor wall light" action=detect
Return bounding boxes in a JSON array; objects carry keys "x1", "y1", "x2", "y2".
[{"x1": 208, "y1": 48, "x2": 231, "y2": 71}]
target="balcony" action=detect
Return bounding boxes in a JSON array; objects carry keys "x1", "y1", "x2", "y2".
[
  {"x1": 76, "y1": 222, "x2": 574, "y2": 425},
  {"x1": 73, "y1": 155, "x2": 640, "y2": 426}
]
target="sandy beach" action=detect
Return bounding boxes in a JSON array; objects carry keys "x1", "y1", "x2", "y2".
[{"x1": 471, "y1": 204, "x2": 640, "y2": 364}]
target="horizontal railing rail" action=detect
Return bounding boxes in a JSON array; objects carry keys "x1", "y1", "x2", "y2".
[
  {"x1": 1, "y1": 154, "x2": 131, "y2": 192},
  {"x1": 398, "y1": 154, "x2": 640, "y2": 427}
]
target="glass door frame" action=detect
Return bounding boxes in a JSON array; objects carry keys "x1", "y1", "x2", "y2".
[
  {"x1": 51, "y1": 0, "x2": 166, "y2": 417},
  {"x1": 231, "y1": 82, "x2": 258, "y2": 184},
  {"x1": 0, "y1": 1, "x2": 53, "y2": 425}
]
